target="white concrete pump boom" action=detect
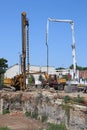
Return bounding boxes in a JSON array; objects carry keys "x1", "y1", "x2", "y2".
[
  {"x1": 71, "y1": 22, "x2": 77, "y2": 80},
  {"x1": 46, "y1": 18, "x2": 77, "y2": 80},
  {"x1": 48, "y1": 18, "x2": 73, "y2": 23}
]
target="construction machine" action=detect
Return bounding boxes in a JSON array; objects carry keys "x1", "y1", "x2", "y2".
[
  {"x1": 3, "y1": 12, "x2": 29, "y2": 91},
  {"x1": 41, "y1": 72, "x2": 66, "y2": 90},
  {"x1": 4, "y1": 13, "x2": 67, "y2": 91},
  {"x1": 46, "y1": 18, "x2": 87, "y2": 93},
  {"x1": 4, "y1": 74, "x2": 24, "y2": 91}
]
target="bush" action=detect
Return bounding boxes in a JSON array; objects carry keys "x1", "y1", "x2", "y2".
[
  {"x1": 47, "y1": 123, "x2": 67, "y2": 130},
  {"x1": 39, "y1": 75, "x2": 44, "y2": 81},
  {"x1": 28, "y1": 75, "x2": 35, "y2": 85},
  {"x1": 74, "y1": 94, "x2": 84, "y2": 104},
  {"x1": 25, "y1": 111, "x2": 31, "y2": 117},
  {"x1": 31, "y1": 111, "x2": 38, "y2": 119},
  {"x1": 0, "y1": 127, "x2": 10, "y2": 130},
  {"x1": 41, "y1": 113, "x2": 48, "y2": 122},
  {"x1": 3, "y1": 109, "x2": 10, "y2": 115},
  {"x1": 63, "y1": 95, "x2": 71, "y2": 103}
]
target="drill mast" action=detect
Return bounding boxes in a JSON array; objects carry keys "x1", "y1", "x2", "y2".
[{"x1": 21, "y1": 12, "x2": 29, "y2": 89}]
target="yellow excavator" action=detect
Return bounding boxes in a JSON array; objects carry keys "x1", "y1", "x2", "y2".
[
  {"x1": 3, "y1": 74, "x2": 24, "y2": 91},
  {"x1": 41, "y1": 72, "x2": 66, "y2": 90}
]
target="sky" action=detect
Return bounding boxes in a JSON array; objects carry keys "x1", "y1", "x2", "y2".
[{"x1": 0, "y1": 0, "x2": 87, "y2": 68}]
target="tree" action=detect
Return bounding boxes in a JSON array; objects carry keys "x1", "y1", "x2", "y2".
[
  {"x1": 69, "y1": 64, "x2": 87, "y2": 70},
  {"x1": 56, "y1": 67, "x2": 65, "y2": 70},
  {"x1": 28, "y1": 75, "x2": 35, "y2": 85},
  {"x1": 38, "y1": 74, "x2": 44, "y2": 82},
  {"x1": 0, "y1": 58, "x2": 8, "y2": 84}
]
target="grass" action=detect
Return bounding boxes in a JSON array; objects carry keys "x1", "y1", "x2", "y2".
[
  {"x1": 0, "y1": 127, "x2": 10, "y2": 130},
  {"x1": 25, "y1": 111, "x2": 38, "y2": 120},
  {"x1": 41, "y1": 113, "x2": 48, "y2": 122},
  {"x1": 73, "y1": 94, "x2": 84, "y2": 104},
  {"x1": 39, "y1": 123, "x2": 67, "y2": 130},
  {"x1": 63, "y1": 95, "x2": 71, "y2": 103},
  {"x1": 25, "y1": 111, "x2": 31, "y2": 117},
  {"x1": 3, "y1": 109, "x2": 10, "y2": 115},
  {"x1": 63, "y1": 94, "x2": 84, "y2": 104},
  {"x1": 47, "y1": 123, "x2": 67, "y2": 130}
]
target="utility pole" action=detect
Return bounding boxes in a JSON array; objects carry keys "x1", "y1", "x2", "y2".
[{"x1": 46, "y1": 19, "x2": 49, "y2": 74}]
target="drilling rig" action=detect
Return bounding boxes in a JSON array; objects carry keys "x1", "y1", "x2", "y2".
[
  {"x1": 11, "y1": 12, "x2": 29, "y2": 90},
  {"x1": 4, "y1": 12, "x2": 29, "y2": 91},
  {"x1": 21, "y1": 12, "x2": 29, "y2": 90},
  {"x1": 10, "y1": 12, "x2": 29, "y2": 90}
]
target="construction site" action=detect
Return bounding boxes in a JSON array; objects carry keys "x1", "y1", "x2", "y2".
[{"x1": 0, "y1": 12, "x2": 87, "y2": 130}]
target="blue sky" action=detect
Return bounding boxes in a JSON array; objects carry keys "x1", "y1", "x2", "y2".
[{"x1": 0, "y1": 0, "x2": 87, "y2": 68}]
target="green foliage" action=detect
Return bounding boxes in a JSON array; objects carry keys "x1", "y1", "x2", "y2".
[
  {"x1": 39, "y1": 74, "x2": 44, "y2": 81},
  {"x1": 28, "y1": 75, "x2": 35, "y2": 85},
  {"x1": 25, "y1": 111, "x2": 31, "y2": 117},
  {"x1": 0, "y1": 58, "x2": 8, "y2": 73},
  {"x1": 3, "y1": 109, "x2": 10, "y2": 115},
  {"x1": 39, "y1": 128, "x2": 43, "y2": 130},
  {"x1": 47, "y1": 123, "x2": 67, "y2": 130},
  {"x1": 62, "y1": 96, "x2": 71, "y2": 124},
  {"x1": 77, "y1": 66, "x2": 87, "y2": 70},
  {"x1": 25, "y1": 110, "x2": 38, "y2": 120},
  {"x1": 63, "y1": 94, "x2": 84, "y2": 104},
  {"x1": 69, "y1": 64, "x2": 73, "y2": 69},
  {"x1": 0, "y1": 127, "x2": 10, "y2": 130},
  {"x1": 0, "y1": 58, "x2": 8, "y2": 84},
  {"x1": 25, "y1": 110, "x2": 48, "y2": 123},
  {"x1": 69, "y1": 64, "x2": 87, "y2": 70},
  {"x1": 0, "y1": 73, "x2": 4, "y2": 84},
  {"x1": 74, "y1": 94, "x2": 84, "y2": 104},
  {"x1": 41, "y1": 113, "x2": 48, "y2": 122},
  {"x1": 63, "y1": 95, "x2": 71, "y2": 103},
  {"x1": 31, "y1": 111, "x2": 38, "y2": 119},
  {"x1": 56, "y1": 67, "x2": 65, "y2": 70},
  {"x1": 62, "y1": 104, "x2": 70, "y2": 125}
]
